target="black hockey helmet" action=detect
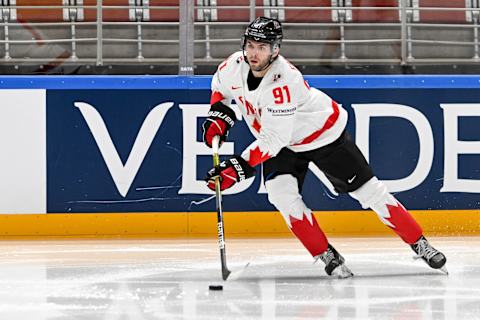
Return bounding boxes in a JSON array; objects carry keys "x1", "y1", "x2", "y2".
[{"x1": 242, "y1": 17, "x2": 283, "y2": 50}]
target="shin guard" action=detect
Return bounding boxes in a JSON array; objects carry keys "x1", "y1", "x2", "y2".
[
  {"x1": 289, "y1": 212, "x2": 329, "y2": 257},
  {"x1": 372, "y1": 200, "x2": 423, "y2": 244},
  {"x1": 266, "y1": 175, "x2": 329, "y2": 257},
  {"x1": 350, "y1": 177, "x2": 422, "y2": 244}
]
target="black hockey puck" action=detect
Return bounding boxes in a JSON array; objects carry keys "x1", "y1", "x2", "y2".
[{"x1": 209, "y1": 285, "x2": 223, "y2": 291}]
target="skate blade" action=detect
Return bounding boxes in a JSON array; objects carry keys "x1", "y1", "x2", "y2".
[
  {"x1": 439, "y1": 265, "x2": 449, "y2": 275},
  {"x1": 413, "y1": 256, "x2": 449, "y2": 275},
  {"x1": 331, "y1": 264, "x2": 354, "y2": 279}
]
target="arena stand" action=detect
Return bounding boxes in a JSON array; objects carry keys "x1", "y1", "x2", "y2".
[{"x1": 0, "y1": 0, "x2": 479, "y2": 74}]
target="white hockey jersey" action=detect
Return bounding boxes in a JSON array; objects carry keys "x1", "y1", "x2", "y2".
[{"x1": 211, "y1": 51, "x2": 348, "y2": 167}]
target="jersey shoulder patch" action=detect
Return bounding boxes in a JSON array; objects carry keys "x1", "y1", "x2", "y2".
[{"x1": 265, "y1": 56, "x2": 302, "y2": 87}]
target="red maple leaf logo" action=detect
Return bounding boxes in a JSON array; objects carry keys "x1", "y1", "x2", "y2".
[
  {"x1": 289, "y1": 213, "x2": 328, "y2": 257},
  {"x1": 385, "y1": 202, "x2": 422, "y2": 244},
  {"x1": 210, "y1": 91, "x2": 224, "y2": 105},
  {"x1": 247, "y1": 146, "x2": 271, "y2": 167}
]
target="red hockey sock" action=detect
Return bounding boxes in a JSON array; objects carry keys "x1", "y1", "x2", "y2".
[
  {"x1": 383, "y1": 201, "x2": 423, "y2": 244},
  {"x1": 289, "y1": 213, "x2": 329, "y2": 257}
]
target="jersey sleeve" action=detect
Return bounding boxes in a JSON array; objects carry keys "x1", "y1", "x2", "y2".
[
  {"x1": 210, "y1": 59, "x2": 235, "y2": 107},
  {"x1": 241, "y1": 78, "x2": 301, "y2": 167}
]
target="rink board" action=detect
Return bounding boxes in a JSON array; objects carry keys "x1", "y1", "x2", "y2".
[
  {"x1": 0, "y1": 210, "x2": 478, "y2": 238},
  {"x1": 0, "y1": 75, "x2": 479, "y2": 236}
]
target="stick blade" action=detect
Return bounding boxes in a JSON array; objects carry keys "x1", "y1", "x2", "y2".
[
  {"x1": 222, "y1": 268, "x2": 231, "y2": 281},
  {"x1": 225, "y1": 262, "x2": 250, "y2": 281}
]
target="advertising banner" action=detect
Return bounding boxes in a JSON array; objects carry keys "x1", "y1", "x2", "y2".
[
  {"x1": 1, "y1": 76, "x2": 479, "y2": 213},
  {"x1": 0, "y1": 89, "x2": 46, "y2": 213}
]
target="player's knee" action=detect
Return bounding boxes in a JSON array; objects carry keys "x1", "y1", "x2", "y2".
[
  {"x1": 265, "y1": 175, "x2": 303, "y2": 215},
  {"x1": 349, "y1": 177, "x2": 389, "y2": 209}
]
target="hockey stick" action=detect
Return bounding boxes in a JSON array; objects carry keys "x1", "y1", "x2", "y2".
[
  {"x1": 211, "y1": 136, "x2": 249, "y2": 281},
  {"x1": 211, "y1": 136, "x2": 231, "y2": 281}
]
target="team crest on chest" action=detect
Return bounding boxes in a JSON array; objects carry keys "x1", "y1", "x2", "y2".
[{"x1": 238, "y1": 96, "x2": 256, "y2": 115}]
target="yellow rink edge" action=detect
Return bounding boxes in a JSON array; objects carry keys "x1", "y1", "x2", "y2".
[{"x1": 0, "y1": 210, "x2": 478, "y2": 238}]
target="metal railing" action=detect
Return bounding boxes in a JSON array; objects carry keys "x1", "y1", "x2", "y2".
[{"x1": 1, "y1": 0, "x2": 480, "y2": 74}]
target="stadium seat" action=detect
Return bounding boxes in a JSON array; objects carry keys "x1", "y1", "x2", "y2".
[
  {"x1": 17, "y1": 0, "x2": 179, "y2": 22},
  {"x1": 196, "y1": 0, "x2": 263, "y2": 22},
  {"x1": 417, "y1": 0, "x2": 468, "y2": 23},
  {"x1": 350, "y1": 0, "x2": 400, "y2": 22},
  {"x1": 82, "y1": 0, "x2": 130, "y2": 22},
  {"x1": 102, "y1": 0, "x2": 129, "y2": 22},
  {"x1": 149, "y1": 0, "x2": 179, "y2": 22},
  {"x1": 195, "y1": 0, "x2": 333, "y2": 23},
  {"x1": 16, "y1": 0, "x2": 63, "y2": 22},
  {"x1": 15, "y1": 0, "x2": 136, "y2": 22},
  {"x1": 283, "y1": 0, "x2": 333, "y2": 23}
]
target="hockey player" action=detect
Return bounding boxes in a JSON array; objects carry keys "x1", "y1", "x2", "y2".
[{"x1": 202, "y1": 17, "x2": 447, "y2": 278}]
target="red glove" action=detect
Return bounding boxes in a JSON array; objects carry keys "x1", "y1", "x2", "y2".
[
  {"x1": 202, "y1": 102, "x2": 236, "y2": 148},
  {"x1": 205, "y1": 155, "x2": 256, "y2": 191}
]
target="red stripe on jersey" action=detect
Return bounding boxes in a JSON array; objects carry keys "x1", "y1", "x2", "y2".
[
  {"x1": 293, "y1": 100, "x2": 340, "y2": 146},
  {"x1": 210, "y1": 91, "x2": 225, "y2": 105},
  {"x1": 304, "y1": 80, "x2": 310, "y2": 90},
  {"x1": 252, "y1": 119, "x2": 261, "y2": 133},
  {"x1": 247, "y1": 146, "x2": 271, "y2": 167},
  {"x1": 219, "y1": 60, "x2": 228, "y2": 71},
  {"x1": 219, "y1": 53, "x2": 235, "y2": 71}
]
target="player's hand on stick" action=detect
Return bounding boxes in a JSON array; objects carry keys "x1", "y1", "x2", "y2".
[
  {"x1": 205, "y1": 155, "x2": 256, "y2": 191},
  {"x1": 202, "y1": 102, "x2": 236, "y2": 148}
]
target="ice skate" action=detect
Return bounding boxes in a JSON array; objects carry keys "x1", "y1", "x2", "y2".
[
  {"x1": 411, "y1": 236, "x2": 448, "y2": 274},
  {"x1": 316, "y1": 244, "x2": 354, "y2": 278}
]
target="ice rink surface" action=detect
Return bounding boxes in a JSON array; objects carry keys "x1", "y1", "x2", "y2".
[{"x1": 0, "y1": 236, "x2": 479, "y2": 320}]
